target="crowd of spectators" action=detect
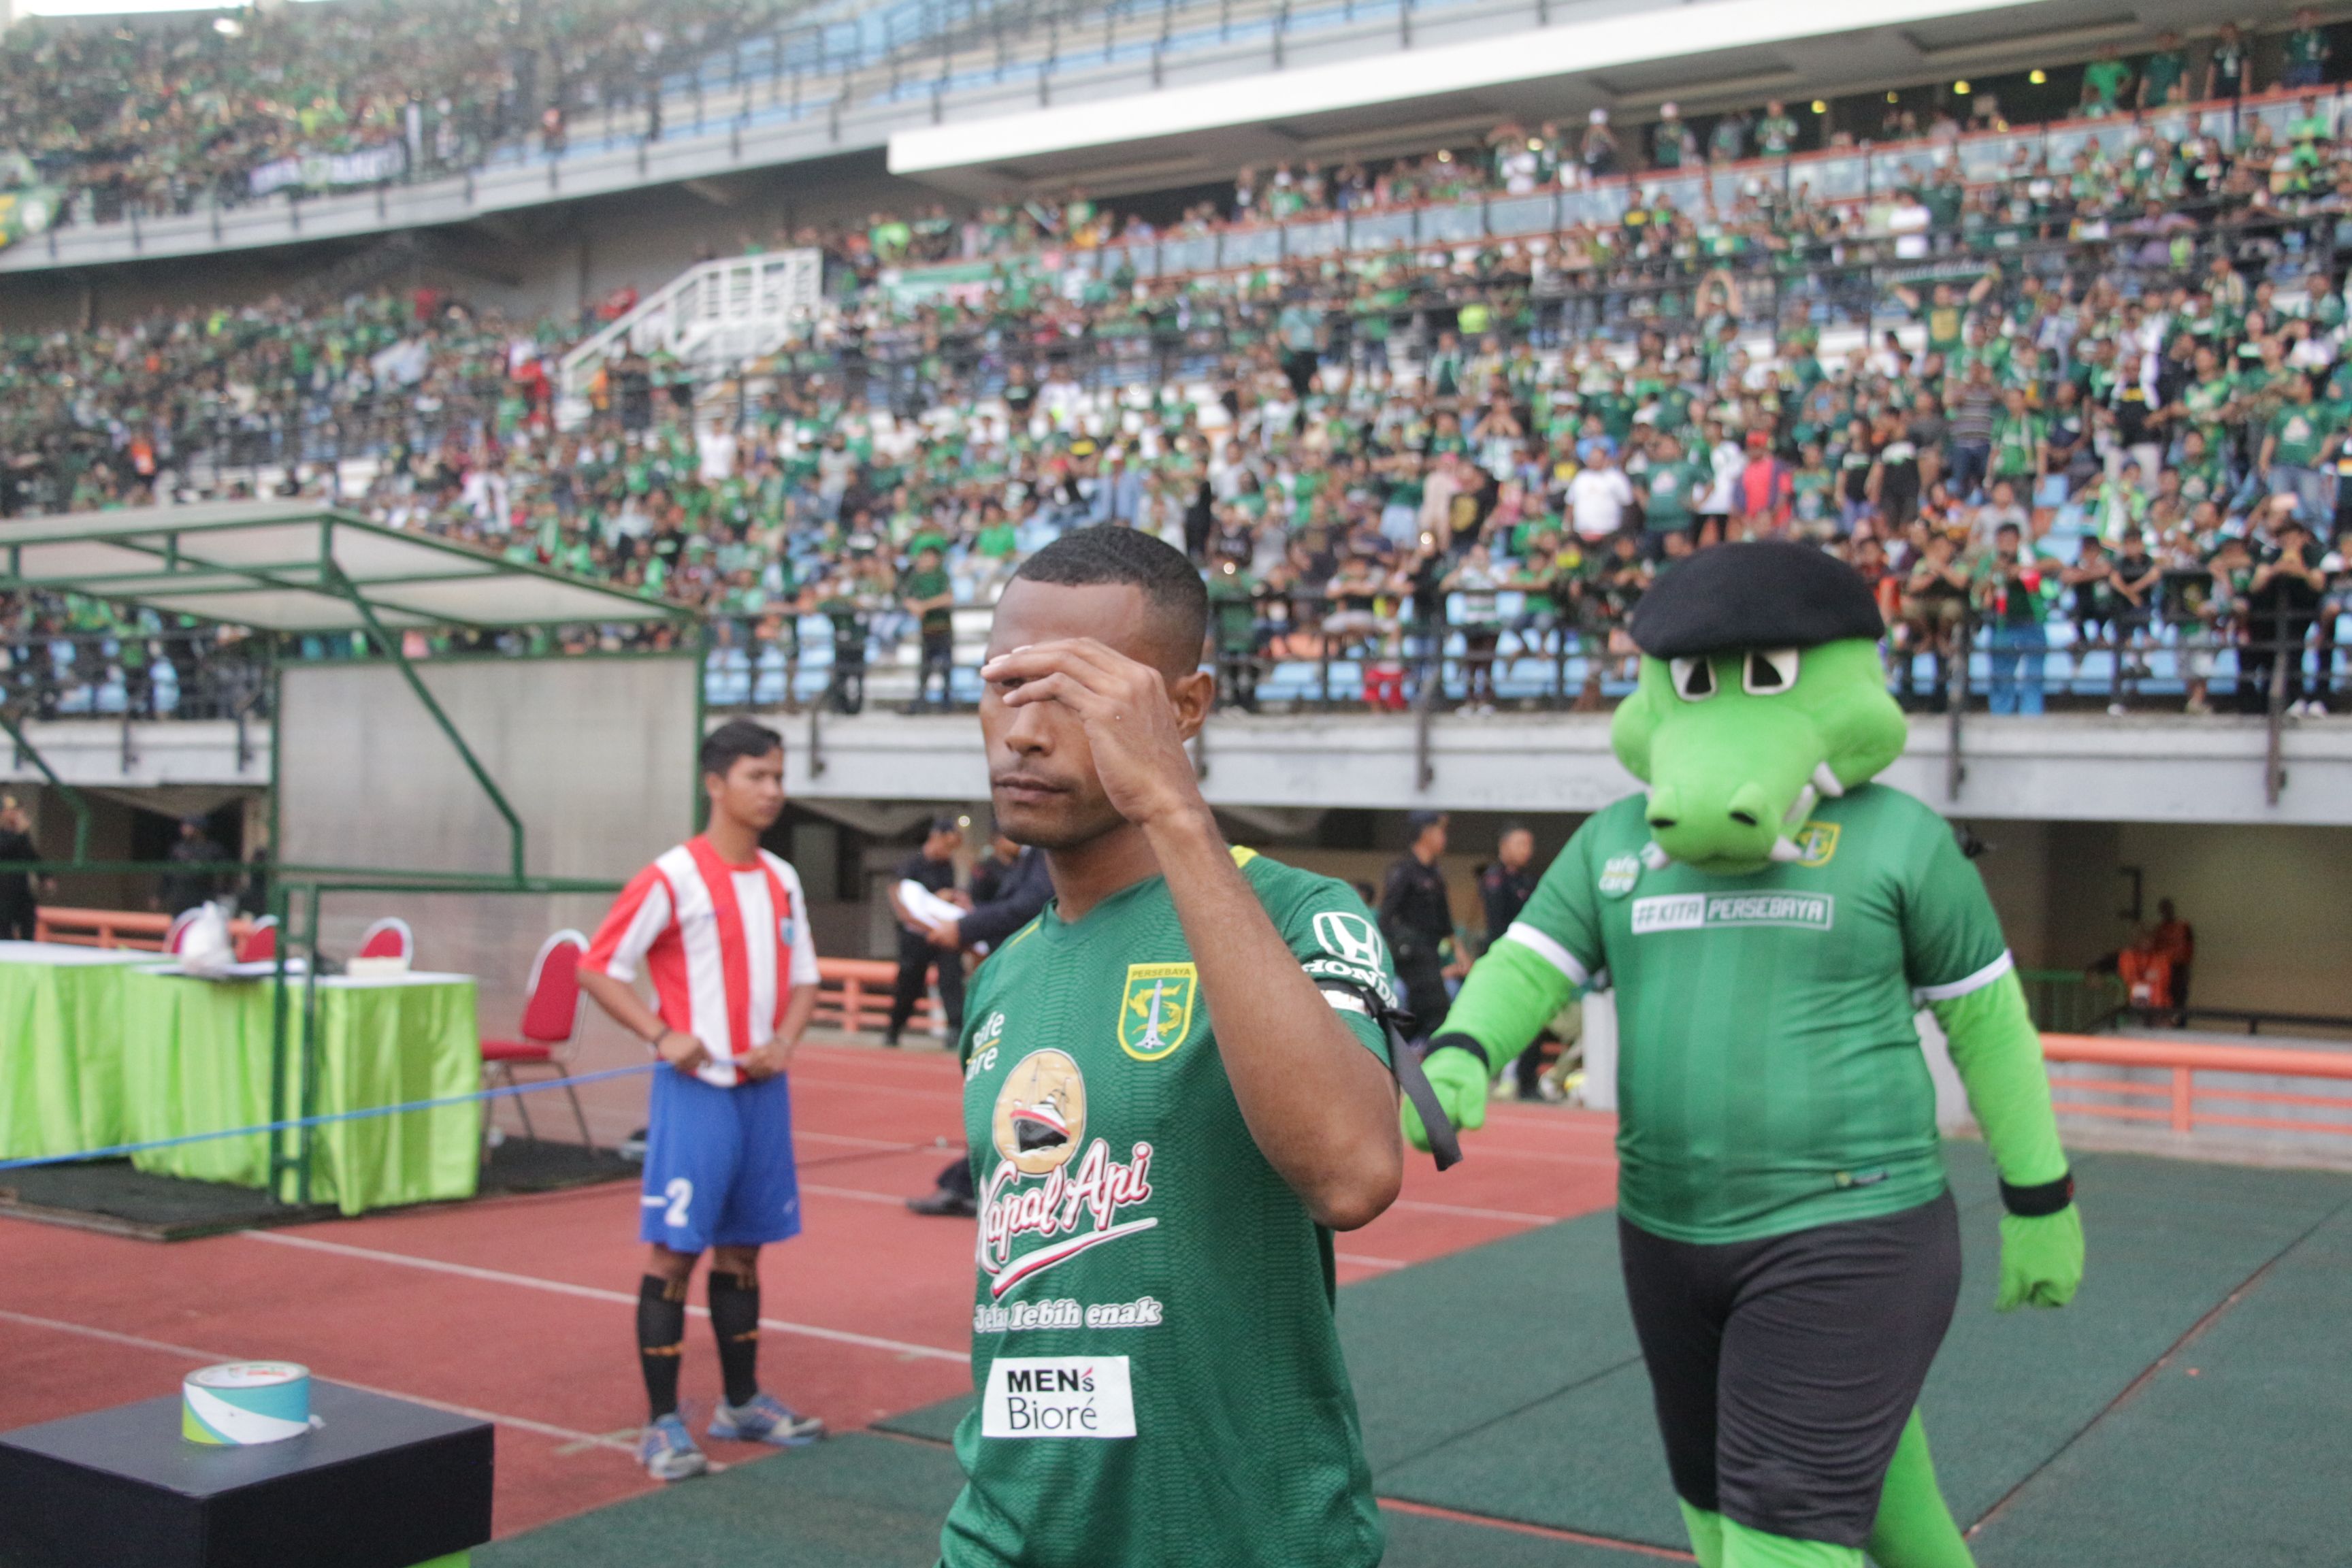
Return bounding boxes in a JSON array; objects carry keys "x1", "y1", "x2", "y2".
[
  {"x1": 10, "y1": 48, "x2": 2352, "y2": 721},
  {"x1": 3, "y1": 9, "x2": 2346, "y2": 236},
  {"x1": 0, "y1": 0, "x2": 777, "y2": 225}
]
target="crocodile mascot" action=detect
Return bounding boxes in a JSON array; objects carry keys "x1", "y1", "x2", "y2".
[{"x1": 1406, "y1": 540, "x2": 2084, "y2": 1568}]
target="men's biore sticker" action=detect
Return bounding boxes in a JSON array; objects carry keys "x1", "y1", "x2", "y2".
[{"x1": 981, "y1": 1355, "x2": 1137, "y2": 1439}]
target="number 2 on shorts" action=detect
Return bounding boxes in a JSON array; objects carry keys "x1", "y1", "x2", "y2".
[{"x1": 663, "y1": 1177, "x2": 693, "y2": 1229}]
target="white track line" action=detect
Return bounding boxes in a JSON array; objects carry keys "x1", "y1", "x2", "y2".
[
  {"x1": 240, "y1": 1230, "x2": 969, "y2": 1365},
  {"x1": 1335, "y1": 1253, "x2": 1407, "y2": 1271},
  {"x1": 801, "y1": 1183, "x2": 921, "y2": 1207},
  {"x1": 1392, "y1": 1198, "x2": 1561, "y2": 1225},
  {"x1": 798, "y1": 1130, "x2": 963, "y2": 1152},
  {"x1": 0, "y1": 1307, "x2": 639, "y2": 1455},
  {"x1": 785, "y1": 1075, "x2": 965, "y2": 1101}
]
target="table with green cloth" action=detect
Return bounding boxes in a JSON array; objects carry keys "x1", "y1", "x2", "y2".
[
  {"x1": 0, "y1": 941, "x2": 160, "y2": 1162},
  {"x1": 119, "y1": 968, "x2": 483, "y2": 1216}
]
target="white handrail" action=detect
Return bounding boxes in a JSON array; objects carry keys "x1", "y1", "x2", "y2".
[{"x1": 557, "y1": 248, "x2": 826, "y2": 407}]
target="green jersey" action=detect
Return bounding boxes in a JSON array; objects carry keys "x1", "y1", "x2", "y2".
[
  {"x1": 1509, "y1": 786, "x2": 2008, "y2": 1245},
  {"x1": 943, "y1": 849, "x2": 1398, "y2": 1568},
  {"x1": 2269, "y1": 402, "x2": 2340, "y2": 468},
  {"x1": 1989, "y1": 411, "x2": 2044, "y2": 477},
  {"x1": 1642, "y1": 460, "x2": 1703, "y2": 531}
]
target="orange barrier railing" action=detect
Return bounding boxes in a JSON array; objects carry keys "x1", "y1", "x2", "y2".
[
  {"x1": 2042, "y1": 1033, "x2": 2352, "y2": 1139},
  {"x1": 815, "y1": 956, "x2": 941, "y2": 1037},
  {"x1": 33, "y1": 906, "x2": 255, "y2": 952}
]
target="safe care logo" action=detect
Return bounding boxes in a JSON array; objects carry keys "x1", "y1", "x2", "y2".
[{"x1": 981, "y1": 1049, "x2": 1158, "y2": 1299}]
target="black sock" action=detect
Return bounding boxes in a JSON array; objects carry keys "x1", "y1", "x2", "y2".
[
  {"x1": 708, "y1": 1269, "x2": 762, "y2": 1408},
  {"x1": 637, "y1": 1274, "x2": 688, "y2": 1420}
]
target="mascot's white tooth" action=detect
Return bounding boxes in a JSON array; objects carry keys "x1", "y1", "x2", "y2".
[
  {"x1": 1640, "y1": 842, "x2": 1673, "y2": 870},
  {"x1": 1811, "y1": 762, "x2": 1846, "y2": 798},
  {"x1": 1784, "y1": 785, "x2": 1817, "y2": 828},
  {"x1": 1768, "y1": 836, "x2": 1806, "y2": 863}
]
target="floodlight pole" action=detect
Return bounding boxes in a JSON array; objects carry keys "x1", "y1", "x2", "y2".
[
  {"x1": 325, "y1": 563, "x2": 528, "y2": 883},
  {"x1": 0, "y1": 710, "x2": 93, "y2": 863}
]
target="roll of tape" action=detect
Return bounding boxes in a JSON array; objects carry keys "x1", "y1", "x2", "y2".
[{"x1": 182, "y1": 1362, "x2": 314, "y2": 1446}]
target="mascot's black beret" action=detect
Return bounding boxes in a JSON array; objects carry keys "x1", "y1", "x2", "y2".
[{"x1": 1629, "y1": 540, "x2": 1885, "y2": 658}]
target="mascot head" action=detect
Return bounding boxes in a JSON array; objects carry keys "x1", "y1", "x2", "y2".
[{"x1": 1610, "y1": 541, "x2": 1905, "y2": 876}]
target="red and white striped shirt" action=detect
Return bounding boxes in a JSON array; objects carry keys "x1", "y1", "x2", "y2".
[{"x1": 584, "y1": 836, "x2": 821, "y2": 1088}]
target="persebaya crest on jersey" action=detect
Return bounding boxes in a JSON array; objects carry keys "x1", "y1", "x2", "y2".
[
  {"x1": 1793, "y1": 821, "x2": 1841, "y2": 867},
  {"x1": 979, "y1": 1048, "x2": 1158, "y2": 1300},
  {"x1": 1119, "y1": 964, "x2": 1198, "y2": 1061}
]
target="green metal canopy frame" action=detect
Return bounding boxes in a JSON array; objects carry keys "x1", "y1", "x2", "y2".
[{"x1": 0, "y1": 498, "x2": 702, "y2": 1203}]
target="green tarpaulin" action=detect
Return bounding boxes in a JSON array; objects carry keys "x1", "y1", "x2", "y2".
[
  {"x1": 121, "y1": 968, "x2": 483, "y2": 1215},
  {"x1": 0, "y1": 944, "x2": 157, "y2": 1160}
]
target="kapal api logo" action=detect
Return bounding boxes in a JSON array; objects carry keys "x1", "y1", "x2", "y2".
[{"x1": 981, "y1": 1049, "x2": 1157, "y2": 1299}]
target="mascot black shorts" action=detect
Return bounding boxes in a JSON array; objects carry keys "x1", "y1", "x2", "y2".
[{"x1": 1618, "y1": 1191, "x2": 1961, "y2": 1548}]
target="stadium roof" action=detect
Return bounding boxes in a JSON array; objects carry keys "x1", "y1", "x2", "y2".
[
  {"x1": 0, "y1": 499, "x2": 687, "y2": 631},
  {"x1": 890, "y1": 0, "x2": 2132, "y2": 194}
]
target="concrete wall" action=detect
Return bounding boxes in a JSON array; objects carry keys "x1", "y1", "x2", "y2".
[
  {"x1": 792, "y1": 710, "x2": 2352, "y2": 828},
  {"x1": 0, "y1": 149, "x2": 927, "y2": 333},
  {"x1": 274, "y1": 653, "x2": 700, "y2": 1068},
  {"x1": 2111, "y1": 823, "x2": 2352, "y2": 1019}
]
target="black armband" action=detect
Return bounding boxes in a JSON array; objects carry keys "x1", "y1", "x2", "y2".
[
  {"x1": 1426, "y1": 1032, "x2": 1492, "y2": 1073},
  {"x1": 1998, "y1": 1171, "x2": 2074, "y2": 1218}
]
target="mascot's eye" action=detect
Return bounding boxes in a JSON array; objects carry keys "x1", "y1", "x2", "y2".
[
  {"x1": 1669, "y1": 657, "x2": 1716, "y2": 702},
  {"x1": 1744, "y1": 647, "x2": 1800, "y2": 695}
]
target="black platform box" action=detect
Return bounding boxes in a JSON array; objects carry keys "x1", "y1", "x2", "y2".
[{"x1": 0, "y1": 1381, "x2": 492, "y2": 1568}]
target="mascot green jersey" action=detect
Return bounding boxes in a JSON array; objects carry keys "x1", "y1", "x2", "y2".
[{"x1": 1406, "y1": 541, "x2": 2085, "y2": 1568}]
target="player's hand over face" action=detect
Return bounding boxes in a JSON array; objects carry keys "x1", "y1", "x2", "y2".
[{"x1": 985, "y1": 638, "x2": 1203, "y2": 830}]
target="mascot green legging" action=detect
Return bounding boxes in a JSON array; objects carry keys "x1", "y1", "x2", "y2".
[{"x1": 1405, "y1": 543, "x2": 2085, "y2": 1568}]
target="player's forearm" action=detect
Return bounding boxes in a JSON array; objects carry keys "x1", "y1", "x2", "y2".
[
  {"x1": 579, "y1": 968, "x2": 666, "y2": 1045},
  {"x1": 1147, "y1": 807, "x2": 1403, "y2": 1230},
  {"x1": 779, "y1": 983, "x2": 820, "y2": 1048},
  {"x1": 1932, "y1": 971, "x2": 2068, "y2": 1188}
]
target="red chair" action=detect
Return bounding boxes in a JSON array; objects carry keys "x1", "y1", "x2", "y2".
[
  {"x1": 356, "y1": 917, "x2": 414, "y2": 964},
  {"x1": 236, "y1": 915, "x2": 278, "y2": 964},
  {"x1": 479, "y1": 930, "x2": 593, "y2": 1147},
  {"x1": 163, "y1": 909, "x2": 201, "y2": 955}
]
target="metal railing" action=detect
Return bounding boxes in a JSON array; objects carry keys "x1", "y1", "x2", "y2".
[
  {"x1": 0, "y1": 629, "x2": 272, "y2": 726},
  {"x1": 2042, "y1": 1031, "x2": 2352, "y2": 1140}
]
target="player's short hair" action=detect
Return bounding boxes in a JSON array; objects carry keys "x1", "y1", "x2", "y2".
[
  {"x1": 1012, "y1": 525, "x2": 1209, "y2": 662},
  {"x1": 700, "y1": 717, "x2": 783, "y2": 779}
]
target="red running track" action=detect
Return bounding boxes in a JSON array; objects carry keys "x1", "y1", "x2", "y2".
[{"x1": 0, "y1": 1043, "x2": 1620, "y2": 1539}]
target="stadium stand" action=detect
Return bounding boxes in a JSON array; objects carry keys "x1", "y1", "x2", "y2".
[{"x1": 6, "y1": 27, "x2": 2352, "y2": 723}]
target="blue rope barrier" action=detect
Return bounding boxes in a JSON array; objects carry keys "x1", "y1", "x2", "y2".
[{"x1": 0, "y1": 1061, "x2": 663, "y2": 1174}]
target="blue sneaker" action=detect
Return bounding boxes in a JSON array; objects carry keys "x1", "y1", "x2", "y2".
[
  {"x1": 637, "y1": 1414, "x2": 709, "y2": 1482},
  {"x1": 708, "y1": 1391, "x2": 825, "y2": 1447}
]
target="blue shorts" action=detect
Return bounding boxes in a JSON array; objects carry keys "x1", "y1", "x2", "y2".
[{"x1": 638, "y1": 1068, "x2": 802, "y2": 1253}]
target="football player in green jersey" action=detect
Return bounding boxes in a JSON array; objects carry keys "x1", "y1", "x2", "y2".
[
  {"x1": 938, "y1": 526, "x2": 1407, "y2": 1568},
  {"x1": 1405, "y1": 542, "x2": 2086, "y2": 1568}
]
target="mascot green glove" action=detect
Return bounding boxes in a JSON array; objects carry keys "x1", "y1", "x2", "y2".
[{"x1": 1405, "y1": 542, "x2": 2084, "y2": 1568}]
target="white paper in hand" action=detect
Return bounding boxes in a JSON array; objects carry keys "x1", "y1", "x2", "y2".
[{"x1": 897, "y1": 879, "x2": 964, "y2": 933}]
